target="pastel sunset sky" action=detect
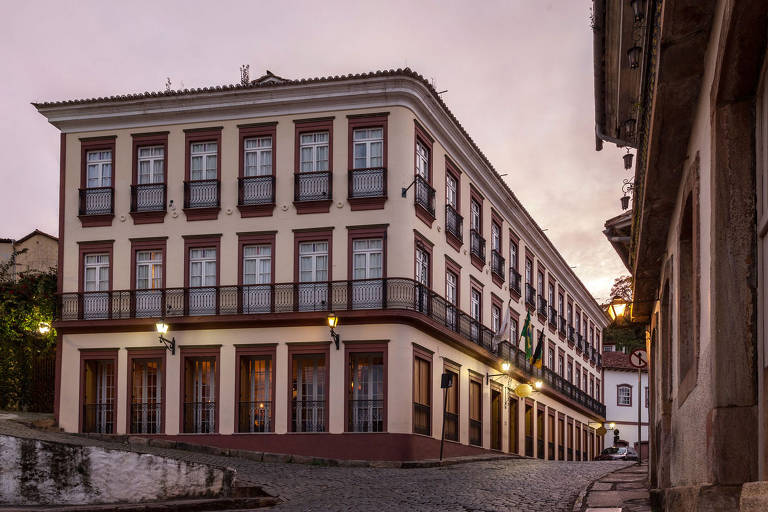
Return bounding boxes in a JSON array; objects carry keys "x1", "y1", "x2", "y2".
[{"x1": 0, "y1": 0, "x2": 629, "y2": 300}]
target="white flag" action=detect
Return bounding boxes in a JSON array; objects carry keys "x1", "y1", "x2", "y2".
[{"x1": 492, "y1": 300, "x2": 511, "y2": 351}]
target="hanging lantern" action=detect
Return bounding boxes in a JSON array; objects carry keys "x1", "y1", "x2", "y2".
[
  {"x1": 623, "y1": 152, "x2": 634, "y2": 169},
  {"x1": 627, "y1": 46, "x2": 642, "y2": 69},
  {"x1": 621, "y1": 194, "x2": 631, "y2": 210},
  {"x1": 630, "y1": 0, "x2": 646, "y2": 22},
  {"x1": 622, "y1": 118, "x2": 637, "y2": 139}
]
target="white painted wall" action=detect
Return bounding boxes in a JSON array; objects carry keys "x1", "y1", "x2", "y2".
[{"x1": 603, "y1": 367, "x2": 648, "y2": 448}]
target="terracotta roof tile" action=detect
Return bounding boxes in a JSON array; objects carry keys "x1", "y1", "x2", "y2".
[{"x1": 601, "y1": 350, "x2": 645, "y2": 371}]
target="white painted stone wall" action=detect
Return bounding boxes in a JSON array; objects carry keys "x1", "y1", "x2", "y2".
[
  {"x1": 603, "y1": 367, "x2": 648, "y2": 448},
  {"x1": 0, "y1": 435, "x2": 232, "y2": 505}
]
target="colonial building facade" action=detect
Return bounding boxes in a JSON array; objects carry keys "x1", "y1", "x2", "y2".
[
  {"x1": 601, "y1": 350, "x2": 649, "y2": 459},
  {"x1": 37, "y1": 69, "x2": 606, "y2": 461},
  {"x1": 594, "y1": 0, "x2": 768, "y2": 509}
]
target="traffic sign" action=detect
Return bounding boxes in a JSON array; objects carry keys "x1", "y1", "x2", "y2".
[{"x1": 629, "y1": 348, "x2": 648, "y2": 369}]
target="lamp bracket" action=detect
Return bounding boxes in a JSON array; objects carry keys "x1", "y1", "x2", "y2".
[
  {"x1": 330, "y1": 329, "x2": 340, "y2": 350},
  {"x1": 158, "y1": 335, "x2": 176, "y2": 355},
  {"x1": 401, "y1": 177, "x2": 418, "y2": 198},
  {"x1": 486, "y1": 372, "x2": 507, "y2": 384}
]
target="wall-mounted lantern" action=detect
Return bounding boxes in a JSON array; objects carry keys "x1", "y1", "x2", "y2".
[
  {"x1": 627, "y1": 46, "x2": 642, "y2": 69},
  {"x1": 623, "y1": 152, "x2": 634, "y2": 170},
  {"x1": 156, "y1": 321, "x2": 176, "y2": 355},
  {"x1": 630, "y1": 0, "x2": 646, "y2": 22},
  {"x1": 622, "y1": 119, "x2": 637, "y2": 139},
  {"x1": 327, "y1": 312, "x2": 340, "y2": 350}
]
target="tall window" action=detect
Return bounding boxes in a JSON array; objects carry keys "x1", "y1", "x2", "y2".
[
  {"x1": 83, "y1": 253, "x2": 110, "y2": 319},
  {"x1": 292, "y1": 354, "x2": 326, "y2": 432},
  {"x1": 352, "y1": 239, "x2": 383, "y2": 279},
  {"x1": 190, "y1": 142, "x2": 217, "y2": 180},
  {"x1": 446, "y1": 173, "x2": 457, "y2": 208},
  {"x1": 242, "y1": 244, "x2": 271, "y2": 313},
  {"x1": 558, "y1": 354, "x2": 564, "y2": 376},
  {"x1": 353, "y1": 128, "x2": 383, "y2": 169},
  {"x1": 548, "y1": 347, "x2": 554, "y2": 369},
  {"x1": 415, "y1": 246, "x2": 430, "y2": 287},
  {"x1": 617, "y1": 384, "x2": 632, "y2": 406},
  {"x1": 183, "y1": 357, "x2": 216, "y2": 433},
  {"x1": 136, "y1": 251, "x2": 162, "y2": 290},
  {"x1": 130, "y1": 358, "x2": 162, "y2": 434},
  {"x1": 525, "y1": 259, "x2": 533, "y2": 285},
  {"x1": 82, "y1": 359, "x2": 115, "y2": 433},
  {"x1": 548, "y1": 283, "x2": 555, "y2": 307},
  {"x1": 537, "y1": 271, "x2": 544, "y2": 296},
  {"x1": 471, "y1": 288, "x2": 481, "y2": 321},
  {"x1": 138, "y1": 146, "x2": 164, "y2": 184},
  {"x1": 298, "y1": 241, "x2": 329, "y2": 311},
  {"x1": 348, "y1": 352, "x2": 384, "y2": 432},
  {"x1": 86, "y1": 150, "x2": 112, "y2": 188},
  {"x1": 596, "y1": 381, "x2": 601, "y2": 401},
  {"x1": 491, "y1": 222, "x2": 500, "y2": 252},
  {"x1": 238, "y1": 356, "x2": 272, "y2": 432},
  {"x1": 244, "y1": 137, "x2": 273, "y2": 176},
  {"x1": 510, "y1": 240, "x2": 518, "y2": 271},
  {"x1": 413, "y1": 355, "x2": 431, "y2": 435},
  {"x1": 300, "y1": 132, "x2": 329, "y2": 172},
  {"x1": 469, "y1": 378, "x2": 482, "y2": 446},
  {"x1": 446, "y1": 269, "x2": 458, "y2": 327},
  {"x1": 492, "y1": 303, "x2": 501, "y2": 333},
  {"x1": 415, "y1": 140, "x2": 429, "y2": 180},
  {"x1": 189, "y1": 248, "x2": 217, "y2": 315},
  {"x1": 576, "y1": 367, "x2": 582, "y2": 390},
  {"x1": 470, "y1": 199, "x2": 481, "y2": 231},
  {"x1": 567, "y1": 362, "x2": 573, "y2": 383},
  {"x1": 510, "y1": 317, "x2": 519, "y2": 345}
]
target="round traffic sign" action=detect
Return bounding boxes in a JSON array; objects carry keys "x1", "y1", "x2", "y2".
[{"x1": 629, "y1": 348, "x2": 648, "y2": 369}]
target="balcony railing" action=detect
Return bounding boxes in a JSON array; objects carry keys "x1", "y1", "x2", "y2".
[
  {"x1": 238, "y1": 176, "x2": 275, "y2": 206},
  {"x1": 295, "y1": 171, "x2": 331, "y2": 202},
  {"x1": 130, "y1": 401, "x2": 162, "y2": 434},
  {"x1": 82, "y1": 403, "x2": 114, "y2": 433},
  {"x1": 444, "y1": 411, "x2": 459, "y2": 441},
  {"x1": 576, "y1": 334, "x2": 584, "y2": 352},
  {"x1": 58, "y1": 277, "x2": 606, "y2": 417},
  {"x1": 238, "y1": 401, "x2": 272, "y2": 433},
  {"x1": 292, "y1": 399, "x2": 326, "y2": 432},
  {"x1": 414, "y1": 175, "x2": 435, "y2": 217},
  {"x1": 559, "y1": 316, "x2": 567, "y2": 336},
  {"x1": 525, "y1": 284, "x2": 536, "y2": 308},
  {"x1": 445, "y1": 205, "x2": 463, "y2": 242},
  {"x1": 79, "y1": 187, "x2": 114, "y2": 216},
  {"x1": 183, "y1": 401, "x2": 216, "y2": 433},
  {"x1": 491, "y1": 250, "x2": 505, "y2": 280},
  {"x1": 184, "y1": 180, "x2": 220, "y2": 209},
  {"x1": 509, "y1": 269, "x2": 521, "y2": 296},
  {"x1": 537, "y1": 296, "x2": 548, "y2": 317},
  {"x1": 413, "y1": 402, "x2": 431, "y2": 435},
  {"x1": 348, "y1": 399, "x2": 384, "y2": 433},
  {"x1": 596, "y1": 354, "x2": 603, "y2": 368},
  {"x1": 469, "y1": 418, "x2": 482, "y2": 446},
  {"x1": 130, "y1": 184, "x2": 166, "y2": 212},
  {"x1": 469, "y1": 229, "x2": 486, "y2": 262},
  {"x1": 348, "y1": 167, "x2": 386, "y2": 199},
  {"x1": 548, "y1": 306, "x2": 558, "y2": 327},
  {"x1": 567, "y1": 325, "x2": 575, "y2": 343}
]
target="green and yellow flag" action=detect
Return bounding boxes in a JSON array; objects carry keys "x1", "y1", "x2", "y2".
[
  {"x1": 532, "y1": 329, "x2": 544, "y2": 369},
  {"x1": 520, "y1": 312, "x2": 534, "y2": 360}
]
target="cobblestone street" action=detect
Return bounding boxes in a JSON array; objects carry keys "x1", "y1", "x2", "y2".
[{"x1": 0, "y1": 417, "x2": 630, "y2": 511}]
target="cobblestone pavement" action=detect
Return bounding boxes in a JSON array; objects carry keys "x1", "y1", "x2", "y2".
[{"x1": 0, "y1": 417, "x2": 631, "y2": 511}]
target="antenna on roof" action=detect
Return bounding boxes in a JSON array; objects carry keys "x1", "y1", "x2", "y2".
[
  {"x1": 437, "y1": 90, "x2": 448, "y2": 95},
  {"x1": 165, "y1": 77, "x2": 172, "y2": 92},
  {"x1": 240, "y1": 65, "x2": 250, "y2": 86}
]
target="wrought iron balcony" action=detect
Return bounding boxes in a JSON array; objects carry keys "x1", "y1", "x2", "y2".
[
  {"x1": 470, "y1": 229, "x2": 486, "y2": 262},
  {"x1": 130, "y1": 401, "x2": 162, "y2": 434},
  {"x1": 509, "y1": 269, "x2": 522, "y2": 296},
  {"x1": 184, "y1": 180, "x2": 220, "y2": 209},
  {"x1": 295, "y1": 171, "x2": 331, "y2": 202},
  {"x1": 58, "y1": 277, "x2": 606, "y2": 418},
  {"x1": 414, "y1": 175, "x2": 435, "y2": 217},
  {"x1": 597, "y1": 354, "x2": 603, "y2": 368},
  {"x1": 548, "y1": 306, "x2": 558, "y2": 327},
  {"x1": 238, "y1": 176, "x2": 275, "y2": 206},
  {"x1": 491, "y1": 250, "x2": 505, "y2": 280},
  {"x1": 567, "y1": 325, "x2": 575, "y2": 343},
  {"x1": 348, "y1": 167, "x2": 386, "y2": 199},
  {"x1": 576, "y1": 334, "x2": 584, "y2": 352},
  {"x1": 559, "y1": 315, "x2": 567, "y2": 336},
  {"x1": 537, "y1": 296, "x2": 548, "y2": 317},
  {"x1": 525, "y1": 284, "x2": 536, "y2": 308},
  {"x1": 79, "y1": 187, "x2": 114, "y2": 216},
  {"x1": 445, "y1": 205, "x2": 463, "y2": 242},
  {"x1": 130, "y1": 184, "x2": 166, "y2": 213},
  {"x1": 347, "y1": 399, "x2": 384, "y2": 433},
  {"x1": 238, "y1": 401, "x2": 272, "y2": 433}
]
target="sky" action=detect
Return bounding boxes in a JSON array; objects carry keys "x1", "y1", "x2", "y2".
[{"x1": 0, "y1": 0, "x2": 629, "y2": 301}]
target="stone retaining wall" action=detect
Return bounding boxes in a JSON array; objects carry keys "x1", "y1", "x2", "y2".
[{"x1": 0, "y1": 434, "x2": 233, "y2": 505}]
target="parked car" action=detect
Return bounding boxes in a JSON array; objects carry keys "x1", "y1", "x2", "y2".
[{"x1": 595, "y1": 446, "x2": 639, "y2": 461}]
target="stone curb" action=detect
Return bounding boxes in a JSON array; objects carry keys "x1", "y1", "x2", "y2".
[
  {"x1": 571, "y1": 462, "x2": 642, "y2": 512},
  {"x1": 125, "y1": 435, "x2": 522, "y2": 469}
]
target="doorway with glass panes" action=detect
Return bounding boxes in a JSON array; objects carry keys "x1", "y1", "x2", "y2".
[
  {"x1": 346, "y1": 345, "x2": 386, "y2": 433},
  {"x1": 182, "y1": 350, "x2": 218, "y2": 433},
  {"x1": 129, "y1": 350, "x2": 163, "y2": 434},
  {"x1": 237, "y1": 348, "x2": 274, "y2": 433},
  {"x1": 81, "y1": 352, "x2": 116, "y2": 433}
]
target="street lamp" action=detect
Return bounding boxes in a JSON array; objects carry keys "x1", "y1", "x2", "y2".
[
  {"x1": 37, "y1": 322, "x2": 51, "y2": 335},
  {"x1": 486, "y1": 360, "x2": 512, "y2": 383},
  {"x1": 327, "y1": 312, "x2": 340, "y2": 350},
  {"x1": 156, "y1": 321, "x2": 175, "y2": 355},
  {"x1": 608, "y1": 296, "x2": 629, "y2": 322}
]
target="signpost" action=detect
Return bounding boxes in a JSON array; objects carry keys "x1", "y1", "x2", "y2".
[
  {"x1": 439, "y1": 372, "x2": 454, "y2": 461},
  {"x1": 629, "y1": 348, "x2": 648, "y2": 464}
]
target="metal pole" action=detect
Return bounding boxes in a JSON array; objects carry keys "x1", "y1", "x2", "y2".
[
  {"x1": 637, "y1": 367, "x2": 642, "y2": 464},
  {"x1": 440, "y1": 386, "x2": 448, "y2": 461}
]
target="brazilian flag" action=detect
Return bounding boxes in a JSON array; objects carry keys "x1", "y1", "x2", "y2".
[
  {"x1": 520, "y1": 312, "x2": 534, "y2": 360},
  {"x1": 532, "y1": 329, "x2": 544, "y2": 369}
]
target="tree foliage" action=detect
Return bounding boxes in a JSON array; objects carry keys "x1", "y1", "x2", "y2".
[{"x1": 0, "y1": 249, "x2": 57, "y2": 411}]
